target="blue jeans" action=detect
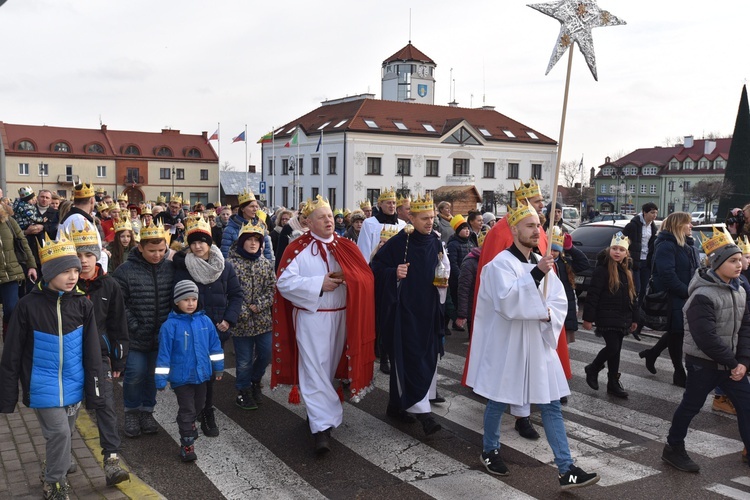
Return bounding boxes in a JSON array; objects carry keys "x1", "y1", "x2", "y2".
[
  {"x1": 0, "y1": 280, "x2": 20, "y2": 325},
  {"x1": 668, "y1": 363, "x2": 750, "y2": 447},
  {"x1": 483, "y1": 399, "x2": 574, "y2": 474},
  {"x1": 123, "y1": 350, "x2": 157, "y2": 412},
  {"x1": 233, "y1": 333, "x2": 271, "y2": 391}
]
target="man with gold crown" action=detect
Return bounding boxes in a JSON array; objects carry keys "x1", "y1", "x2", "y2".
[
  {"x1": 59, "y1": 182, "x2": 109, "y2": 271},
  {"x1": 154, "y1": 193, "x2": 186, "y2": 242},
  {"x1": 357, "y1": 188, "x2": 405, "y2": 264},
  {"x1": 463, "y1": 178, "x2": 568, "y2": 441},
  {"x1": 359, "y1": 199, "x2": 373, "y2": 219},
  {"x1": 273, "y1": 195, "x2": 375, "y2": 454},
  {"x1": 662, "y1": 226, "x2": 750, "y2": 473},
  {"x1": 371, "y1": 194, "x2": 449, "y2": 436},
  {"x1": 464, "y1": 202, "x2": 600, "y2": 490}
]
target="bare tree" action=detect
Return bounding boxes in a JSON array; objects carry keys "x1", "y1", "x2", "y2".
[
  {"x1": 690, "y1": 178, "x2": 734, "y2": 219},
  {"x1": 609, "y1": 149, "x2": 626, "y2": 161},
  {"x1": 559, "y1": 159, "x2": 582, "y2": 188},
  {"x1": 662, "y1": 136, "x2": 683, "y2": 147},
  {"x1": 220, "y1": 161, "x2": 235, "y2": 171}
]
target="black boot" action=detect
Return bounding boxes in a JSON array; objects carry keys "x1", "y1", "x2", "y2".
[
  {"x1": 416, "y1": 413, "x2": 441, "y2": 436},
  {"x1": 180, "y1": 436, "x2": 197, "y2": 462},
  {"x1": 673, "y1": 367, "x2": 687, "y2": 388},
  {"x1": 380, "y1": 353, "x2": 390, "y2": 374},
  {"x1": 606, "y1": 373, "x2": 628, "y2": 398},
  {"x1": 639, "y1": 349, "x2": 657, "y2": 374},
  {"x1": 584, "y1": 364, "x2": 600, "y2": 390}
]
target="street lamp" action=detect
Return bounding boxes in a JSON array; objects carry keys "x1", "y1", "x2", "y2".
[
  {"x1": 171, "y1": 165, "x2": 175, "y2": 195},
  {"x1": 610, "y1": 167, "x2": 626, "y2": 214},
  {"x1": 39, "y1": 162, "x2": 45, "y2": 190},
  {"x1": 396, "y1": 164, "x2": 406, "y2": 197},
  {"x1": 678, "y1": 178, "x2": 686, "y2": 213}
]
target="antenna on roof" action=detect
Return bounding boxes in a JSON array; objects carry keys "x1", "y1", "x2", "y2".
[
  {"x1": 99, "y1": 114, "x2": 102, "y2": 127},
  {"x1": 408, "y1": 8, "x2": 411, "y2": 44},
  {"x1": 483, "y1": 60, "x2": 486, "y2": 106}
]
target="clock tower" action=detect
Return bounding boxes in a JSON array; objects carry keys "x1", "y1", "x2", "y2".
[{"x1": 381, "y1": 43, "x2": 436, "y2": 105}]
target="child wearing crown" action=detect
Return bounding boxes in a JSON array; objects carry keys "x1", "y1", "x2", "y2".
[
  {"x1": 0, "y1": 232, "x2": 104, "y2": 499},
  {"x1": 107, "y1": 218, "x2": 137, "y2": 273},
  {"x1": 582, "y1": 231, "x2": 638, "y2": 398}
]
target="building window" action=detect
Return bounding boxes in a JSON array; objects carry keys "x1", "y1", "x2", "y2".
[
  {"x1": 160, "y1": 168, "x2": 170, "y2": 179},
  {"x1": 126, "y1": 168, "x2": 140, "y2": 184},
  {"x1": 39, "y1": 163, "x2": 49, "y2": 177},
  {"x1": 311, "y1": 187, "x2": 319, "y2": 198},
  {"x1": 683, "y1": 181, "x2": 691, "y2": 191},
  {"x1": 482, "y1": 190, "x2": 496, "y2": 213},
  {"x1": 443, "y1": 127, "x2": 480, "y2": 145},
  {"x1": 453, "y1": 158, "x2": 469, "y2": 175},
  {"x1": 124, "y1": 145, "x2": 140, "y2": 155},
  {"x1": 699, "y1": 160, "x2": 708, "y2": 169},
  {"x1": 600, "y1": 184, "x2": 606, "y2": 194},
  {"x1": 186, "y1": 148, "x2": 201, "y2": 158},
  {"x1": 507, "y1": 162, "x2": 519, "y2": 179},
  {"x1": 366, "y1": 189, "x2": 380, "y2": 205},
  {"x1": 483, "y1": 162, "x2": 495, "y2": 178},
  {"x1": 328, "y1": 157, "x2": 337, "y2": 175},
  {"x1": 298, "y1": 158, "x2": 304, "y2": 175},
  {"x1": 160, "y1": 191, "x2": 171, "y2": 201},
  {"x1": 57, "y1": 190, "x2": 67, "y2": 198},
  {"x1": 684, "y1": 160, "x2": 694, "y2": 170},
  {"x1": 156, "y1": 146, "x2": 173, "y2": 157},
  {"x1": 628, "y1": 184, "x2": 635, "y2": 194},
  {"x1": 640, "y1": 184, "x2": 647, "y2": 194},
  {"x1": 397, "y1": 158, "x2": 411, "y2": 176},
  {"x1": 367, "y1": 157, "x2": 382, "y2": 175},
  {"x1": 281, "y1": 187, "x2": 289, "y2": 207},
  {"x1": 97, "y1": 165, "x2": 106, "y2": 178},
  {"x1": 18, "y1": 163, "x2": 29, "y2": 176},
  {"x1": 507, "y1": 191, "x2": 516, "y2": 208},
  {"x1": 425, "y1": 159, "x2": 439, "y2": 177},
  {"x1": 609, "y1": 185, "x2": 616, "y2": 194},
  {"x1": 715, "y1": 159, "x2": 725, "y2": 169},
  {"x1": 282, "y1": 159, "x2": 289, "y2": 175},
  {"x1": 200, "y1": 169, "x2": 209, "y2": 181},
  {"x1": 176, "y1": 168, "x2": 185, "y2": 180},
  {"x1": 669, "y1": 160, "x2": 679, "y2": 170},
  {"x1": 328, "y1": 188, "x2": 337, "y2": 208},
  {"x1": 17, "y1": 140, "x2": 35, "y2": 151},
  {"x1": 643, "y1": 166, "x2": 658, "y2": 175},
  {"x1": 189, "y1": 193, "x2": 208, "y2": 205},
  {"x1": 87, "y1": 143, "x2": 105, "y2": 154},
  {"x1": 53, "y1": 142, "x2": 70, "y2": 152},
  {"x1": 650, "y1": 185, "x2": 657, "y2": 194},
  {"x1": 531, "y1": 163, "x2": 542, "y2": 180},
  {"x1": 298, "y1": 187, "x2": 304, "y2": 205}
]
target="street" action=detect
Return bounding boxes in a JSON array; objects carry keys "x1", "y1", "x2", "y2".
[{"x1": 109, "y1": 330, "x2": 750, "y2": 499}]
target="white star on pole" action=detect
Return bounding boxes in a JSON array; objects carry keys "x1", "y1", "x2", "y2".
[{"x1": 528, "y1": 0, "x2": 626, "y2": 81}]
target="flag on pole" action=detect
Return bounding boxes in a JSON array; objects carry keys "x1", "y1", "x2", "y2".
[
  {"x1": 578, "y1": 154, "x2": 584, "y2": 170},
  {"x1": 208, "y1": 129, "x2": 219, "y2": 141},
  {"x1": 232, "y1": 131, "x2": 246, "y2": 143},
  {"x1": 284, "y1": 129, "x2": 298, "y2": 148},
  {"x1": 257, "y1": 131, "x2": 273, "y2": 144},
  {"x1": 316, "y1": 131, "x2": 322, "y2": 152}
]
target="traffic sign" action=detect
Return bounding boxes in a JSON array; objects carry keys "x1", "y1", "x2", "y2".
[{"x1": 259, "y1": 181, "x2": 267, "y2": 194}]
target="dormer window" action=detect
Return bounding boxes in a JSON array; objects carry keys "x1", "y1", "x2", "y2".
[
  {"x1": 669, "y1": 160, "x2": 679, "y2": 170},
  {"x1": 443, "y1": 127, "x2": 480, "y2": 145},
  {"x1": 502, "y1": 130, "x2": 516, "y2": 138},
  {"x1": 124, "y1": 145, "x2": 140, "y2": 155},
  {"x1": 478, "y1": 128, "x2": 491, "y2": 137},
  {"x1": 155, "y1": 146, "x2": 173, "y2": 157},
  {"x1": 364, "y1": 119, "x2": 379, "y2": 129},
  {"x1": 526, "y1": 131, "x2": 539, "y2": 140},
  {"x1": 86, "y1": 143, "x2": 105, "y2": 154},
  {"x1": 684, "y1": 160, "x2": 694, "y2": 170},
  {"x1": 17, "y1": 140, "x2": 35, "y2": 151},
  {"x1": 643, "y1": 166, "x2": 658, "y2": 175},
  {"x1": 53, "y1": 142, "x2": 70, "y2": 152},
  {"x1": 185, "y1": 148, "x2": 201, "y2": 158}
]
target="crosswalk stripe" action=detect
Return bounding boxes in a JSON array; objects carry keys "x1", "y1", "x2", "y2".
[
  {"x1": 369, "y1": 369, "x2": 659, "y2": 486},
  {"x1": 438, "y1": 351, "x2": 744, "y2": 459},
  {"x1": 151, "y1": 389, "x2": 326, "y2": 500},
  {"x1": 705, "y1": 483, "x2": 750, "y2": 499},
  {"x1": 733, "y1": 476, "x2": 750, "y2": 487}
]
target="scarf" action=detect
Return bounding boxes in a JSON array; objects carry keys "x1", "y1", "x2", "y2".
[
  {"x1": 185, "y1": 245, "x2": 225, "y2": 284},
  {"x1": 237, "y1": 245, "x2": 263, "y2": 261},
  {"x1": 288, "y1": 215, "x2": 307, "y2": 234}
]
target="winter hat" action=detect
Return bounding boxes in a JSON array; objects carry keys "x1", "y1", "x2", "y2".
[
  {"x1": 701, "y1": 226, "x2": 741, "y2": 271},
  {"x1": 709, "y1": 243, "x2": 741, "y2": 272},
  {"x1": 350, "y1": 210, "x2": 366, "y2": 222},
  {"x1": 18, "y1": 186, "x2": 34, "y2": 202},
  {"x1": 185, "y1": 215, "x2": 213, "y2": 246},
  {"x1": 39, "y1": 232, "x2": 82, "y2": 282},
  {"x1": 173, "y1": 280, "x2": 199, "y2": 304},
  {"x1": 482, "y1": 212, "x2": 495, "y2": 225}
]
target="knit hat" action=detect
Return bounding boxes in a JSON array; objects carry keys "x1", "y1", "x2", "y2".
[
  {"x1": 709, "y1": 243, "x2": 741, "y2": 272},
  {"x1": 18, "y1": 186, "x2": 34, "y2": 202},
  {"x1": 39, "y1": 233, "x2": 82, "y2": 282},
  {"x1": 350, "y1": 210, "x2": 366, "y2": 222},
  {"x1": 482, "y1": 212, "x2": 495, "y2": 225},
  {"x1": 173, "y1": 280, "x2": 199, "y2": 304}
]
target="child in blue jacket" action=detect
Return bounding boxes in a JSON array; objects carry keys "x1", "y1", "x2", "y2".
[{"x1": 155, "y1": 280, "x2": 224, "y2": 462}]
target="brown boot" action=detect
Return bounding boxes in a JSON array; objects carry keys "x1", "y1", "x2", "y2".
[{"x1": 712, "y1": 395, "x2": 737, "y2": 415}]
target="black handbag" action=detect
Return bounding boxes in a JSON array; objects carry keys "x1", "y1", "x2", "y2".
[
  {"x1": 6, "y1": 220, "x2": 28, "y2": 264},
  {"x1": 639, "y1": 278, "x2": 670, "y2": 331}
]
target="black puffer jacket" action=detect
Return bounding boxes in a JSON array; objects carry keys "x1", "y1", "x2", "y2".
[
  {"x1": 583, "y1": 251, "x2": 638, "y2": 330},
  {"x1": 112, "y1": 248, "x2": 175, "y2": 352},
  {"x1": 447, "y1": 233, "x2": 476, "y2": 288}
]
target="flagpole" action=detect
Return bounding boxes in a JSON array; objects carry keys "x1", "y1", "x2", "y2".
[
  {"x1": 320, "y1": 129, "x2": 324, "y2": 196},
  {"x1": 244, "y1": 124, "x2": 248, "y2": 173},
  {"x1": 296, "y1": 125, "x2": 300, "y2": 209},
  {"x1": 271, "y1": 126, "x2": 275, "y2": 208},
  {"x1": 217, "y1": 122, "x2": 221, "y2": 204}
]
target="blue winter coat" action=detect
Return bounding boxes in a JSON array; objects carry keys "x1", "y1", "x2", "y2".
[
  {"x1": 220, "y1": 214, "x2": 273, "y2": 261},
  {"x1": 651, "y1": 231, "x2": 699, "y2": 333},
  {"x1": 155, "y1": 310, "x2": 224, "y2": 389}
]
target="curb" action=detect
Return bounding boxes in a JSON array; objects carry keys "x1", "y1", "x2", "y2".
[{"x1": 75, "y1": 409, "x2": 166, "y2": 499}]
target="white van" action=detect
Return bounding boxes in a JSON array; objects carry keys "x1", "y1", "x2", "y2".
[{"x1": 562, "y1": 206, "x2": 580, "y2": 227}]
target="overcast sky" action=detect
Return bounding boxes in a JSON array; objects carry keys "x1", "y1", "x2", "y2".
[{"x1": 2, "y1": 0, "x2": 748, "y2": 180}]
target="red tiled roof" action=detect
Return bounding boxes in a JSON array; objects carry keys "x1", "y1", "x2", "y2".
[
  {"x1": 382, "y1": 43, "x2": 435, "y2": 65},
  {"x1": 272, "y1": 97, "x2": 556, "y2": 145},
  {"x1": 0, "y1": 122, "x2": 218, "y2": 162}
]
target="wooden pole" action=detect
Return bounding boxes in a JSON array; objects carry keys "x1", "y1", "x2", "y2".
[{"x1": 544, "y1": 48, "x2": 574, "y2": 295}]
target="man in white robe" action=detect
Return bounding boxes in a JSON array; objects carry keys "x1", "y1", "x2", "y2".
[
  {"x1": 464, "y1": 204, "x2": 600, "y2": 490},
  {"x1": 357, "y1": 188, "x2": 406, "y2": 264}
]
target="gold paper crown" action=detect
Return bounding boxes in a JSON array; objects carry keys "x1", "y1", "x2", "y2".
[
  {"x1": 113, "y1": 218, "x2": 133, "y2": 233},
  {"x1": 514, "y1": 179, "x2": 542, "y2": 202},
  {"x1": 551, "y1": 226, "x2": 565, "y2": 249},
  {"x1": 96, "y1": 201, "x2": 109, "y2": 213},
  {"x1": 397, "y1": 194, "x2": 410, "y2": 207},
  {"x1": 39, "y1": 232, "x2": 77, "y2": 266},
  {"x1": 380, "y1": 226, "x2": 399, "y2": 240},
  {"x1": 378, "y1": 187, "x2": 397, "y2": 202},
  {"x1": 359, "y1": 199, "x2": 372, "y2": 210},
  {"x1": 343, "y1": 208, "x2": 351, "y2": 217},
  {"x1": 450, "y1": 214, "x2": 467, "y2": 231},
  {"x1": 507, "y1": 200, "x2": 536, "y2": 227},
  {"x1": 237, "y1": 189, "x2": 256, "y2": 206},
  {"x1": 610, "y1": 231, "x2": 630, "y2": 249},
  {"x1": 140, "y1": 206, "x2": 152, "y2": 216},
  {"x1": 738, "y1": 235, "x2": 750, "y2": 255},
  {"x1": 108, "y1": 203, "x2": 120, "y2": 211},
  {"x1": 95, "y1": 187, "x2": 105, "y2": 194},
  {"x1": 185, "y1": 214, "x2": 211, "y2": 237},
  {"x1": 117, "y1": 193, "x2": 128, "y2": 202},
  {"x1": 69, "y1": 220, "x2": 99, "y2": 248},
  {"x1": 156, "y1": 195, "x2": 167, "y2": 204},
  {"x1": 701, "y1": 226, "x2": 734, "y2": 255},
  {"x1": 477, "y1": 228, "x2": 489, "y2": 247},
  {"x1": 333, "y1": 209, "x2": 344, "y2": 217},
  {"x1": 239, "y1": 220, "x2": 265, "y2": 239},
  {"x1": 140, "y1": 220, "x2": 168, "y2": 241},
  {"x1": 301, "y1": 195, "x2": 331, "y2": 217},
  {"x1": 410, "y1": 193, "x2": 434, "y2": 213},
  {"x1": 170, "y1": 193, "x2": 182, "y2": 205},
  {"x1": 204, "y1": 209, "x2": 216, "y2": 218},
  {"x1": 74, "y1": 182, "x2": 95, "y2": 199}
]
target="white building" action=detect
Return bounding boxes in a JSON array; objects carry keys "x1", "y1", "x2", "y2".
[{"x1": 260, "y1": 43, "x2": 557, "y2": 214}]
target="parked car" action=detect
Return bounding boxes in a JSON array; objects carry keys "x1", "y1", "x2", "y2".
[
  {"x1": 582, "y1": 213, "x2": 633, "y2": 225},
  {"x1": 692, "y1": 222, "x2": 728, "y2": 263},
  {"x1": 691, "y1": 211, "x2": 709, "y2": 224},
  {"x1": 562, "y1": 206, "x2": 581, "y2": 227},
  {"x1": 569, "y1": 220, "x2": 631, "y2": 294}
]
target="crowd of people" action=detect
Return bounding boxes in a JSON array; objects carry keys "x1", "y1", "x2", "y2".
[{"x1": 0, "y1": 179, "x2": 749, "y2": 498}]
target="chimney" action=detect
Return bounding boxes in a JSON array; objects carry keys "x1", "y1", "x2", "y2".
[
  {"x1": 101, "y1": 124, "x2": 107, "y2": 132},
  {"x1": 448, "y1": 100, "x2": 459, "y2": 108},
  {"x1": 704, "y1": 140, "x2": 716, "y2": 155},
  {"x1": 201, "y1": 131, "x2": 208, "y2": 140},
  {"x1": 481, "y1": 105, "x2": 496, "y2": 111},
  {"x1": 161, "y1": 128, "x2": 180, "y2": 135},
  {"x1": 684, "y1": 135, "x2": 694, "y2": 148}
]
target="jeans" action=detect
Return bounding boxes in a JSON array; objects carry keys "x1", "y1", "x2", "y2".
[
  {"x1": 122, "y1": 350, "x2": 157, "y2": 412},
  {"x1": 483, "y1": 399, "x2": 574, "y2": 474},
  {"x1": 667, "y1": 363, "x2": 750, "y2": 448},
  {"x1": 0, "y1": 280, "x2": 20, "y2": 325},
  {"x1": 233, "y1": 332, "x2": 271, "y2": 391}
]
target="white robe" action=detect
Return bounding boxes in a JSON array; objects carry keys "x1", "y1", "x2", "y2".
[
  {"x1": 59, "y1": 213, "x2": 109, "y2": 270},
  {"x1": 357, "y1": 216, "x2": 405, "y2": 263},
  {"x1": 465, "y1": 249, "x2": 570, "y2": 405},
  {"x1": 276, "y1": 233, "x2": 347, "y2": 433}
]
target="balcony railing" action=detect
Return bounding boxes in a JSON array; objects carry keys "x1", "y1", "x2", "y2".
[
  {"x1": 57, "y1": 174, "x2": 80, "y2": 185},
  {"x1": 123, "y1": 175, "x2": 145, "y2": 186},
  {"x1": 445, "y1": 174, "x2": 475, "y2": 185}
]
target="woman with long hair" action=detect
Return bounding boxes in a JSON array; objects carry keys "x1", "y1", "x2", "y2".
[
  {"x1": 108, "y1": 222, "x2": 137, "y2": 273},
  {"x1": 638, "y1": 212, "x2": 699, "y2": 387},
  {"x1": 582, "y1": 232, "x2": 639, "y2": 398}
]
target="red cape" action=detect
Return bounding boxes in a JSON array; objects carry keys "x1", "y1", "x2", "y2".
[
  {"x1": 101, "y1": 218, "x2": 116, "y2": 243},
  {"x1": 271, "y1": 232, "x2": 376, "y2": 400},
  {"x1": 462, "y1": 217, "x2": 571, "y2": 384}
]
